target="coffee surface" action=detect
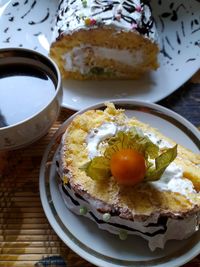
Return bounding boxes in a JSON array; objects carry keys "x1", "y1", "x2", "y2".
[{"x1": 0, "y1": 64, "x2": 56, "y2": 128}]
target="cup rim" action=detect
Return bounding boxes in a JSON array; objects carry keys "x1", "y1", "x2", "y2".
[{"x1": 0, "y1": 47, "x2": 62, "y2": 131}]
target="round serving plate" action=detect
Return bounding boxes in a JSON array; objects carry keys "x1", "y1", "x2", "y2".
[{"x1": 39, "y1": 100, "x2": 200, "y2": 267}]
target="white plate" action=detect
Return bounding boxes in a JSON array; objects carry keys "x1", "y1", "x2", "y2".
[
  {"x1": 39, "y1": 100, "x2": 200, "y2": 267},
  {"x1": 1, "y1": 0, "x2": 199, "y2": 110}
]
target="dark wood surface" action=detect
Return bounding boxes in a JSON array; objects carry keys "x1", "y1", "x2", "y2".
[
  {"x1": 0, "y1": 71, "x2": 199, "y2": 267},
  {"x1": 159, "y1": 79, "x2": 200, "y2": 128}
]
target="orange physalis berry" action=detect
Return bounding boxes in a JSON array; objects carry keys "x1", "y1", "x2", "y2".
[{"x1": 110, "y1": 149, "x2": 146, "y2": 186}]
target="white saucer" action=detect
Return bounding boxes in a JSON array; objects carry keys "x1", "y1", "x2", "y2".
[{"x1": 39, "y1": 100, "x2": 200, "y2": 267}]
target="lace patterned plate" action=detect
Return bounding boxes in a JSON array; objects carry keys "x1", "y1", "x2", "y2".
[{"x1": 0, "y1": 0, "x2": 200, "y2": 110}]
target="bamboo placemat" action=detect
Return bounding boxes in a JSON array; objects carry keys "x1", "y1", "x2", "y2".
[
  {"x1": 0, "y1": 71, "x2": 200, "y2": 267},
  {"x1": 0, "y1": 109, "x2": 94, "y2": 267}
]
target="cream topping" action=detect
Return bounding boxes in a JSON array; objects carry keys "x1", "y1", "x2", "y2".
[
  {"x1": 86, "y1": 122, "x2": 169, "y2": 158},
  {"x1": 86, "y1": 122, "x2": 196, "y2": 198},
  {"x1": 86, "y1": 122, "x2": 128, "y2": 158},
  {"x1": 145, "y1": 132, "x2": 171, "y2": 149},
  {"x1": 52, "y1": 0, "x2": 157, "y2": 42},
  {"x1": 151, "y1": 163, "x2": 196, "y2": 196}
]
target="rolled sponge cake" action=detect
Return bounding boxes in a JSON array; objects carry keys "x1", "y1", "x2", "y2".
[
  {"x1": 50, "y1": 0, "x2": 159, "y2": 79},
  {"x1": 58, "y1": 103, "x2": 200, "y2": 251}
]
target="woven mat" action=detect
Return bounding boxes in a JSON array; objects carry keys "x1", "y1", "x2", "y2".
[
  {"x1": 0, "y1": 110, "x2": 94, "y2": 267},
  {"x1": 0, "y1": 71, "x2": 200, "y2": 267}
]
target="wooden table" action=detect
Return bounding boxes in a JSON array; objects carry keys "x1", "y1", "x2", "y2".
[{"x1": 0, "y1": 71, "x2": 200, "y2": 267}]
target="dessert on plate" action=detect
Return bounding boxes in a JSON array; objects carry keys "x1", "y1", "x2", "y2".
[
  {"x1": 58, "y1": 103, "x2": 200, "y2": 251},
  {"x1": 50, "y1": 0, "x2": 159, "y2": 80}
]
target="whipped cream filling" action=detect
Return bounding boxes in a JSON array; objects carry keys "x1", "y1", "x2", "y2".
[
  {"x1": 62, "y1": 45, "x2": 144, "y2": 74},
  {"x1": 86, "y1": 122, "x2": 196, "y2": 198}
]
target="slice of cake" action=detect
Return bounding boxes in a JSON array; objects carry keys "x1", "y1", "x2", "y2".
[
  {"x1": 50, "y1": 0, "x2": 159, "y2": 80},
  {"x1": 58, "y1": 103, "x2": 200, "y2": 251}
]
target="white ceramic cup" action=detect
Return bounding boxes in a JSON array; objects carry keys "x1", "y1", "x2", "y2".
[{"x1": 0, "y1": 48, "x2": 63, "y2": 150}]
